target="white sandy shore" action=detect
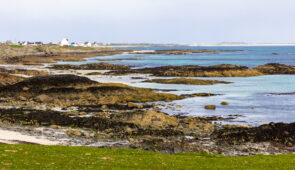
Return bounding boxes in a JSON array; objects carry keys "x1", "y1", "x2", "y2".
[{"x1": 0, "y1": 129, "x2": 59, "y2": 145}]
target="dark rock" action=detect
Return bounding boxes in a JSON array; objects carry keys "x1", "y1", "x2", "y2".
[
  {"x1": 50, "y1": 63, "x2": 130, "y2": 70},
  {"x1": 0, "y1": 74, "x2": 97, "y2": 92},
  {"x1": 254, "y1": 63, "x2": 295, "y2": 74},
  {"x1": 221, "y1": 101, "x2": 229, "y2": 105},
  {"x1": 213, "y1": 122, "x2": 295, "y2": 146},
  {"x1": 205, "y1": 105, "x2": 216, "y2": 110},
  {"x1": 108, "y1": 64, "x2": 263, "y2": 77}
]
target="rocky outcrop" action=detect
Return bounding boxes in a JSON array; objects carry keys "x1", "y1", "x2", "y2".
[
  {"x1": 113, "y1": 110, "x2": 179, "y2": 129},
  {"x1": 213, "y1": 122, "x2": 295, "y2": 146},
  {"x1": 204, "y1": 105, "x2": 216, "y2": 110},
  {"x1": 131, "y1": 49, "x2": 242, "y2": 55},
  {"x1": 254, "y1": 63, "x2": 295, "y2": 74},
  {"x1": 0, "y1": 43, "x2": 133, "y2": 65},
  {"x1": 0, "y1": 67, "x2": 48, "y2": 76},
  {"x1": 0, "y1": 74, "x2": 97, "y2": 92},
  {"x1": 220, "y1": 101, "x2": 229, "y2": 105},
  {"x1": 107, "y1": 63, "x2": 295, "y2": 77},
  {"x1": 50, "y1": 63, "x2": 131, "y2": 70},
  {"x1": 0, "y1": 67, "x2": 48, "y2": 87},
  {"x1": 0, "y1": 108, "x2": 216, "y2": 138},
  {"x1": 108, "y1": 64, "x2": 264, "y2": 77},
  {"x1": 144, "y1": 78, "x2": 231, "y2": 85},
  {"x1": 0, "y1": 75, "x2": 194, "y2": 107},
  {"x1": 0, "y1": 73, "x2": 24, "y2": 87}
]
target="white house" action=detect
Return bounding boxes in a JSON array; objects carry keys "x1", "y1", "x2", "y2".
[
  {"x1": 70, "y1": 42, "x2": 79, "y2": 47},
  {"x1": 92, "y1": 41, "x2": 102, "y2": 48},
  {"x1": 84, "y1": 42, "x2": 92, "y2": 47},
  {"x1": 18, "y1": 41, "x2": 28, "y2": 45},
  {"x1": 59, "y1": 38, "x2": 70, "y2": 46}
]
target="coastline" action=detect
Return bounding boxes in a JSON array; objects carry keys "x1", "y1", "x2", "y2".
[
  {"x1": 108, "y1": 44, "x2": 295, "y2": 48},
  {"x1": 1, "y1": 46, "x2": 295, "y2": 156},
  {"x1": 188, "y1": 43, "x2": 295, "y2": 47}
]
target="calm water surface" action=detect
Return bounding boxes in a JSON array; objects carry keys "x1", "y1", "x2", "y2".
[
  {"x1": 57, "y1": 46, "x2": 295, "y2": 68},
  {"x1": 57, "y1": 46, "x2": 295, "y2": 125}
]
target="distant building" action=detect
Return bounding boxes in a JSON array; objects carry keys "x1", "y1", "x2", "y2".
[
  {"x1": 35, "y1": 41, "x2": 43, "y2": 45},
  {"x1": 26, "y1": 41, "x2": 43, "y2": 46},
  {"x1": 70, "y1": 42, "x2": 79, "y2": 47},
  {"x1": 84, "y1": 42, "x2": 92, "y2": 47},
  {"x1": 59, "y1": 38, "x2": 70, "y2": 46},
  {"x1": 92, "y1": 41, "x2": 102, "y2": 48},
  {"x1": 102, "y1": 43, "x2": 111, "y2": 46},
  {"x1": 28, "y1": 42, "x2": 35, "y2": 45},
  {"x1": 18, "y1": 41, "x2": 28, "y2": 45}
]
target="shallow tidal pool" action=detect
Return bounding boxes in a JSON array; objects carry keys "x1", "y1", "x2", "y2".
[{"x1": 90, "y1": 74, "x2": 295, "y2": 126}]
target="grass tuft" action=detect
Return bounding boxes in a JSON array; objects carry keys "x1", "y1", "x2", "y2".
[{"x1": 0, "y1": 144, "x2": 294, "y2": 169}]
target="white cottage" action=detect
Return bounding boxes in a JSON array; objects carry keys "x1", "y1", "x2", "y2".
[
  {"x1": 59, "y1": 38, "x2": 69, "y2": 46},
  {"x1": 92, "y1": 41, "x2": 102, "y2": 48},
  {"x1": 84, "y1": 42, "x2": 92, "y2": 47},
  {"x1": 18, "y1": 41, "x2": 28, "y2": 45}
]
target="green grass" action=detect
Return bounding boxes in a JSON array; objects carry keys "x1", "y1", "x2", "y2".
[
  {"x1": 9, "y1": 45, "x2": 24, "y2": 49},
  {"x1": 0, "y1": 144, "x2": 295, "y2": 169}
]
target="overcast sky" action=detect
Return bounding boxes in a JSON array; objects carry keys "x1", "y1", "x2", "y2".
[{"x1": 1, "y1": 0, "x2": 295, "y2": 44}]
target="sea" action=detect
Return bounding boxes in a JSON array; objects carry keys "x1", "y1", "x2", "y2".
[{"x1": 56, "y1": 46, "x2": 295, "y2": 126}]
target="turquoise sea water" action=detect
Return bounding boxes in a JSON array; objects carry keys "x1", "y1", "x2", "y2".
[
  {"x1": 56, "y1": 46, "x2": 295, "y2": 125},
  {"x1": 57, "y1": 46, "x2": 295, "y2": 68},
  {"x1": 129, "y1": 75, "x2": 295, "y2": 125}
]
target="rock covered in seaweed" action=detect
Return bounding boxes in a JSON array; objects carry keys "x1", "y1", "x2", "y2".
[
  {"x1": 213, "y1": 122, "x2": 295, "y2": 146},
  {"x1": 50, "y1": 63, "x2": 131, "y2": 70},
  {"x1": 0, "y1": 74, "x2": 195, "y2": 107},
  {"x1": 144, "y1": 78, "x2": 231, "y2": 85},
  {"x1": 254, "y1": 63, "x2": 295, "y2": 74},
  {"x1": 108, "y1": 64, "x2": 264, "y2": 77}
]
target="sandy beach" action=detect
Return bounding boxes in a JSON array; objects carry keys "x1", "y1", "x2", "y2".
[{"x1": 0, "y1": 129, "x2": 59, "y2": 145}]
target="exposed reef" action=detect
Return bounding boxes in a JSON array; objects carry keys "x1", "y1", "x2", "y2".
[
  {"x1": 0, "y1": 43, "x2": 133, "y2": 65},
  {"x1": 1, "y1": 56, "x2": 295, "y2": 155},
  {"x1": 0, "y1": 69, "x2": 295, "y2": 155},
  {"x1": 213, "y1": 122, "x2": 295, "y2": 146},
  {"x1": 108, "y1": 64, "x2": 264, "y2": 77},
  {"x1": 97, "y1": 58, "x2": 141, "y2": 61},
  {"x1": 107, "y1": 63, "x2": 295, "y2": 77},
  {"x1": 0, "y1": 74, "x2": 219, "y2": 140},
  {"x1": 0, "y1": 75, "x2": 209, "y2": 108},
  {"x1": 0, "y1": 67, "x2": 48, "y2": 87},
  {"x1": 254, "y1": 63, "x2": 295, "y2": 74},
  {"x1": 0, "y1": 73, "x2": 24, "y2": 87},
  {"x1": 144, "y1": 78, "x2": 231, "y2": 85},
  {"x1": 131, "y1": 49, "x2": 242, "y2": 55},
  {"x1": 50, "y1": 63, "x2": 131, "y2": 70},
  {"x1": 0, "y1": 67, "x2": 48, "y2": 76}
]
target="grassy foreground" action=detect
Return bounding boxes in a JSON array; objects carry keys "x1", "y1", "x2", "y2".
[{"x1": 0, "y1": 144, "x2": 294, "y2": 169}]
